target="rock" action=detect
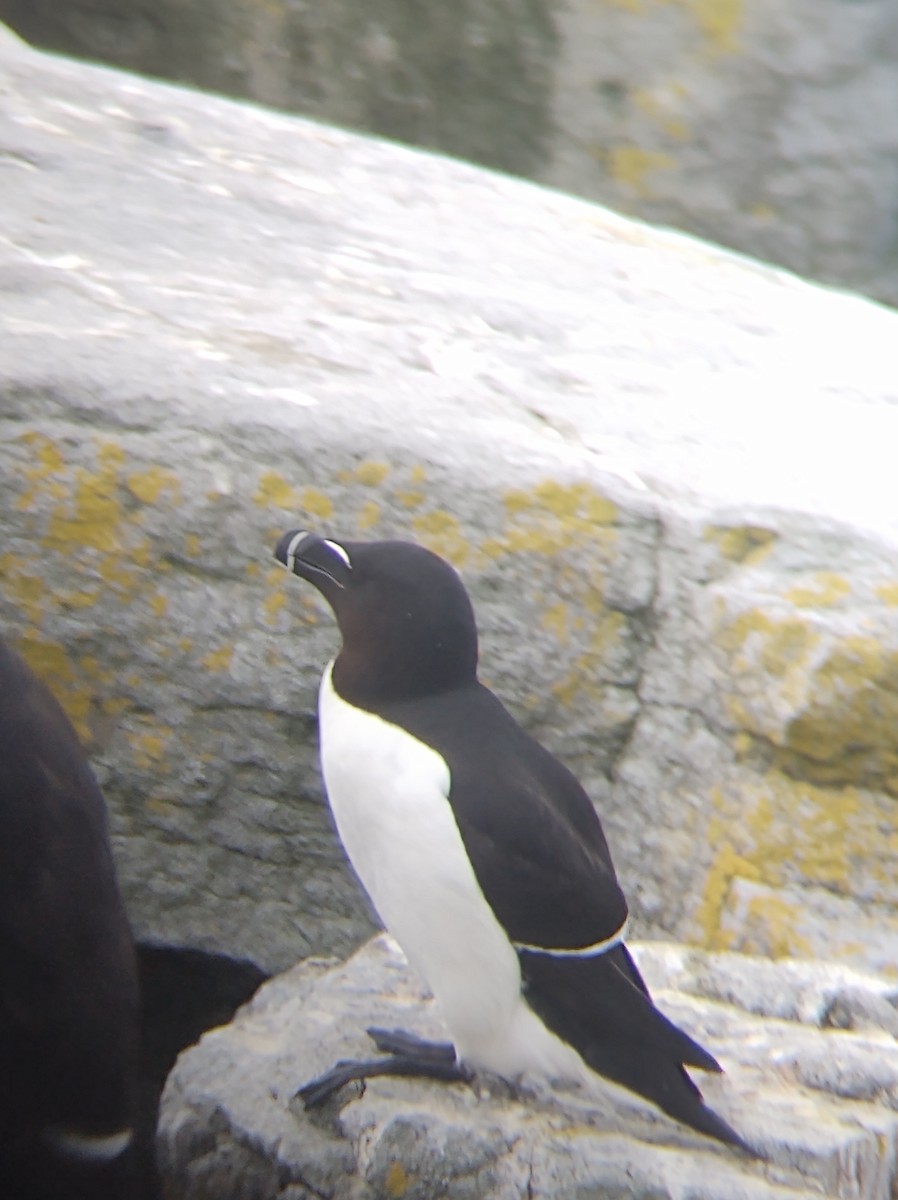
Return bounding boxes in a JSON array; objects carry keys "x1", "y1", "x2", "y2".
[
  {"x1": 157, "y1": 935, "x2": 898, "y2": 1199},
  {"x1": 2, "y1": 26, "x2": 898, "y2": 973},
  {"x1": 2, "y1": 2, "x2": 898, "y2": 305},
  {"x1": 136, "y1": 943, "x2": 268, "y2": 1165}
]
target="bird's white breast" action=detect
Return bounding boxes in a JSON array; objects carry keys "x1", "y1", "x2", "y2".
[{"x1": 318, "y1": 662, "x2": 588, "y2": 1083}]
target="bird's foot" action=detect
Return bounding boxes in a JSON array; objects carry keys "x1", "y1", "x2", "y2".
[
  {"x1": 366, "y1": 1026, "x2": 457, "y2": 1065},
  {"x1": 298, "y1": 1028, "x2": 471, "y2": 1109}
]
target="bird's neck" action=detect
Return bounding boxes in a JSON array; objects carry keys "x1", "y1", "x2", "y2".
[{"x1": 329, "y1": 647, "x2": 476, "y2": 713}]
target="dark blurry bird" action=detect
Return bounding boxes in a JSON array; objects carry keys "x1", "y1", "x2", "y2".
[
  {"x1": 275, "y1": 531, "x2": 748, "y2": 1150},
  {"x1": 0, "y1": 638, "x2": 142, "y2": 1199}
]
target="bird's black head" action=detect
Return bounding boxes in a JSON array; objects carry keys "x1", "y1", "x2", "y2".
[{"x1": 275, "y1": 530, "x2": 479, "y2": 707}]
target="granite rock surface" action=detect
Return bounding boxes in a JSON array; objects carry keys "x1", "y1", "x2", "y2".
[
  {"x1": 3, "y1": 2, "x2": 898, "y2": 304},
  {"x1": 158, "y1": 935, "x2": 898, "y2": 1200},
  {"x1": 1, "y1": 25, "x2": 897, "y2": 971}
]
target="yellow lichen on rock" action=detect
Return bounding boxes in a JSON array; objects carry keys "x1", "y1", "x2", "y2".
[
  {"x1": 714, "y1": 604, "x2": 822, "y2": 726},
  {"x1": 14, "y1": 433, "x2": 178, "y2": 611},
  {"x1": 348, "y1": 460, "x2": 390, "y2": 487},
  {"x1": 740, "y1": 891, "x2": 812, "y2": 959},
  {"x1": 4, "y1": 433, "x2": 198, "y2": 737},
  {"x1": 411, "y1": 510, "x2": 471, "y2": 566},
  {"x1": 478, "y1": 479, "x2": 626, "y2": 707},
  {"x1": 602, "y1": 0, "x2": 744, "y2": 55},
  {"x1": 552, "y1": 610, "x2": 626, "y2": 707},
  {"x1": 45, "y1": 441, "x2": 127, "y2": 554},
  {"x1": 13, "y1": 633, "x2": 93, "y2": 741},
  {"x1": 127, "y1": 466, "x2": 182, "y2": 505},
  {"x1": 58, "y1": 588, "x2": 102, "y2": 610},
  {"x1": 395, "y1": 489, "x2": 426, "y2": 510},
  {"x1": 608, "y1": 145, "x2": 676, "y2": 198},
  {"x1": 633, "y1": 88, "x2": 691, "y2": 141},
  {"x1": 785, "y1": 572, "x2": 852, "y2": 609},
  {"x1": 16, "y1": 431, "x2": 68, "y2": 512},
  {"x1": 602, "y1": 0, "x2": 643, "y2": 13},
  {"x1": 712, "y1": 568, "x2": 898, "y2": 794},
  {"x1": 263, "y1": 566, "x2": 289, "y2": 625},
  {"x1": 126, "y1": 724, "x2": 173, "y2": 772},
  {"x1": 299, "y1": 487, "x2": 334, "y2": 520},
  {"x1": 697, "y1": 770, "x2": 897, "y2": 956},
  {"x1": 541, "y1": 600, "x2": 571, "y2": 645},
  {"x1": 687, "y1": 0, "x2": 743, "y2": 55},
  {"x1": 254, "y1": 470, "x2": 298, "y2": 509},
  {"x1": 779, "y1": 637, "x2": 898, "y2": 795},
  {"x1": 505, "y1": 480, "x2": 618, "y2": 527},
  {"x1": 696, "y1": 810, "x2": 762, "y2": 951},
  {"x1": 357, "y1": 499, "x2": 381, "y2": 531},
  {"x1": 384, "y1": 1161, "x2": 411, "y2": 1199},
  {"x1": 0, "y1": 553, "x2": 47, "y2": 625},
  {"x1": 875, "y1": 581, "x2": 898, "y2": 607},
  {"x1": 202, "y1": 645, "x2": 234, "y2": 672},
  {"x1": 703, "y1": 523, "x2": 776, "y2": 565},
  {"x1": 99, "y1": 552, "x2": 144, "y2": 599},
  {"x1": 719, "y1": 607, "x2": 820, "y2": 678},
  {"x1": 483, "y1": 480, "x2": 617, "y2": 559}
]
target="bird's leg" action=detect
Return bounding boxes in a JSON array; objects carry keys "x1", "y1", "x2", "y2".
[
  {"x1": 298, "y1": 1028, "x2": 470, "y2": 1109},
  {"x1": 366, "y1": 1026, "x2": 457, "y2": 1065}
]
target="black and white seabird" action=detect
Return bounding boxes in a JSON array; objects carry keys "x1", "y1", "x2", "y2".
[
  {"x1": 275, "y1": 531, "x2": 747, "y2": 1150},
  {"x1": 0, "y1": 638, "x2": 142, "y2": 1199}
]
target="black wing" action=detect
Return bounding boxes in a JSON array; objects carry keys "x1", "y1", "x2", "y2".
[{"x1": 385, "y1": 682, "x2": 628, "y2": 951}]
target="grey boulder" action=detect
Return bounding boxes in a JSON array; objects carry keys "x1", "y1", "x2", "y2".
[
  {"x1": 1, "y1": 25, "x2": 898, "y2": 974},
  {"x1": 5, "y1": 1, "x2": 898, "y2": 306},
  {"x1": 158, "y1": 935, "x2": 898, "y2": 1200}
]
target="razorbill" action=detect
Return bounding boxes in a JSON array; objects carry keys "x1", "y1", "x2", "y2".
[
  {"x1": 275, "y1": 531, "x2": 747, "y2": 1149},
  {"x1": 0, "y1": 638, "x2": 142, "y2": 1198}
]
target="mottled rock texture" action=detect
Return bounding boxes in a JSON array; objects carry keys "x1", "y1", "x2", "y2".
[
  {"x1": 2, "y1": 1, "x2": 898, "y2": 305},
  {"x1": 1, "y1": 26, "x2": 897, "y2": 973},
  {"x1": 158, "y1": 935, "x2": 898, "y2": 1200}
]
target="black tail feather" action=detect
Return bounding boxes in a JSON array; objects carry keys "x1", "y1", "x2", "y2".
[{"x1": 520, "y1": 946, "x2": 749, "y2": 1152}]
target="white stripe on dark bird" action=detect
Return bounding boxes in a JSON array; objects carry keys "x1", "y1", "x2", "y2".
[
  {"x1": 0, "y1": 638, "x2": 141, "y2": 1199},
  {"x1": 274, "y1": 531, "x2": 749, "y2": 1151}
]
